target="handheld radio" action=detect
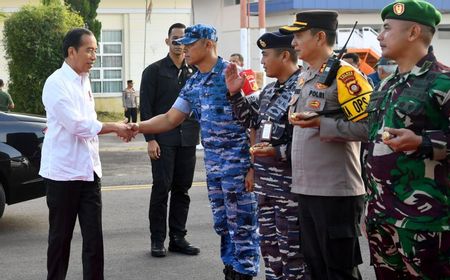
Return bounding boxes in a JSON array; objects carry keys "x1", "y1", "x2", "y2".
[{"x1": 317, "y1": 21, "x2": 358, "y2": 86}]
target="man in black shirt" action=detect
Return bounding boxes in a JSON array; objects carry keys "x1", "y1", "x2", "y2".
[{"x1": 140, "y1": 23, "x2": 200, "y2": 258}]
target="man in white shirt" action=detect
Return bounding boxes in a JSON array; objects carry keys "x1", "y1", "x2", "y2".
[{"x1": 40, "y1": 28, "x2": 135, "y2": 280}]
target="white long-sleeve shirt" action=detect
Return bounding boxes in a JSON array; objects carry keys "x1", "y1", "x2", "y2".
[{"x1": 39, "y1": 62, "x2": 103, "y2": 181}]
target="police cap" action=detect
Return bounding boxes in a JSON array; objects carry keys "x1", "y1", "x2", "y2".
[
  {"x1": 381, "y1": 0, "x2": 441, "y2": 28},
  {"x1": 279, "y1": 10, "x2": 338, "y2": 34},
  {"x1": 257, "y1": 32, "x2": 293, "y2": 50}
]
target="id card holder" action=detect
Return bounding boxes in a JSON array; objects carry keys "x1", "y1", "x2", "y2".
[{"x1": 261, "y1": 121, "x2": 273, "y2": 142}]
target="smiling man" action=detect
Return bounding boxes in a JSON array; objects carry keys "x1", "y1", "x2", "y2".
[
  {"x1": 364, "y1": 0, "x2": 450, "y2": 278},
  {"x1": 40, "y1": 28, "x2": 135, "y2": 280}
]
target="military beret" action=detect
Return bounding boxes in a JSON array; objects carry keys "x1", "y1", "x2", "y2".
[
  {"x1": 257, "y1": 32, "x2": 294, "y2": 50},
  {"x1": 381, "y1": 0, "x2": 441, "y2": 28},
  {"x1": 279, "y1": 10, "x2": 338, "y2": 34}
]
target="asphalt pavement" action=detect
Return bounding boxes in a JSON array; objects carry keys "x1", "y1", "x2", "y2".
[{"x1": 0, "y1": 134, "x2": 376, "y2": 279}]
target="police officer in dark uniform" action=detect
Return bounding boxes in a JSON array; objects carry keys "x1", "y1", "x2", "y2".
[{"x1": 226, "y1": 32, "x2": 309, "y2": 280}]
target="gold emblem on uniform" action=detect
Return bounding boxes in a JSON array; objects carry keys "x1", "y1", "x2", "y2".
[
  {"x1": 393, "y1": 3, "x2": 405, "y2": 15},
  {"x1": 308, "y1": 100, "x2": 321, "y2": 109},
  {"x1": 315, "y1": 83, "x2": 328, "y2": 89},
  {"x1": 259, "y1": 39, "x2": 267, "y2": 48},
  {"x1": 298, "y1": 77, "x2": 305, "y2": 86},
  {"x1": 338, "y1": 70, "x2": 362, "y2": 95}
]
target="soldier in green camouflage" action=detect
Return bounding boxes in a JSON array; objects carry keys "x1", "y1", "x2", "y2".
[{"x1": 365, "y1": 0, "x2": 450, "y2": 279}]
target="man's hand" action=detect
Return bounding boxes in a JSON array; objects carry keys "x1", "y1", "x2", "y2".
[
  {"x1": 289, "y1": 112, "x2": 321, "y2": 128},
  {"x1": 225, "y1": 63, "x2": 244, "y2": 96},
  {"x1": 115, "y1": 122, "x2": 136, "y2": 142},
  {"x1": 245, "y1": 167, "x2": 254, "y2": 192},
  {"x1": 382, "y1": 127, "x2": 422, "y2": 152},
  {"x1": 147, "y1": 140, "x2": 161, "y2": 160},
  {"x1": 250, "y1": 142, "x2": 276, "y2": 158}
]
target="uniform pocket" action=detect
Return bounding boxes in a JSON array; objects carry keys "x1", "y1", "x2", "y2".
[{"x1": 326, "y1": 224, "x2": 362, "y2": 268}]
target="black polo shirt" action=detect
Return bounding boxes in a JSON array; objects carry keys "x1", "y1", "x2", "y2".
[{"x1": 140, "y1": 54, "x2": 200, "y2": 146}]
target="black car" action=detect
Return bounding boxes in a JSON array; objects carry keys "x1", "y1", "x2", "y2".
[{"x1": 0, "y1": 112, "x2": 47, "y2": 218}]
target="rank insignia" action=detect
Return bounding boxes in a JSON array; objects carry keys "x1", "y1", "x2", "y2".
[
  {"x1": 393, "y1": 3, "x2": 405, "y2": 15},
  {"x1": 298, "y1": 77, "x2": 305, "y2": 87},
  {"x1": 315, "y1": 83, "x2": 328, "y2": 90},
  {"x1": 308, "y1": 99, "x2": 321, "y2": 109}
]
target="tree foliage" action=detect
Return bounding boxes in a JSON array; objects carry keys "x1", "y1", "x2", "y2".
[
  {"x1": 3, "y1": 4, "x2": 84, "y2": 114},
  {"x1": 64, "y1": 0, "x2": 101, "y2": 40}
]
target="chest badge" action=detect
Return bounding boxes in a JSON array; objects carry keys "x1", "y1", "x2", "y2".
[{"x1": 315, "y1": 83, "x2": 328, "y2": 90}]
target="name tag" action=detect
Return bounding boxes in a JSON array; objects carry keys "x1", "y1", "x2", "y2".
[{"x1": 261, "y1": 121, "x2": 273, "y2": 142}]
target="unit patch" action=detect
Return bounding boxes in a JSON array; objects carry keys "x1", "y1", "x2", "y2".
[
  {"x1": 338, "y1": 70, "x2": 362, "y2": 95},
  {"x1": 393, "y1": 3, "x2": 405, "y2": 15}
]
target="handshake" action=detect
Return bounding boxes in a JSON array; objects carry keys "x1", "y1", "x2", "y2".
[{"x1": 111, "y1": 120, "x2": 140, "y2": 142}]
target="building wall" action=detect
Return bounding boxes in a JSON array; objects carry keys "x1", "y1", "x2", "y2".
[{"x1": 0, "y1": 0, "x2": 192, "y2": 114}]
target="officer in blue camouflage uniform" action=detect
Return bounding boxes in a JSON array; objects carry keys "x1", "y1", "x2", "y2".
[
  {"x1": 135, "y1": 24, "x2": 259, "y2": 280},
  {"x1": 226, "y1": 32, "x2": 308, "y2": 280},
  {"x1": 365, "y1": 1, "x2": 450, "y2": 279}
]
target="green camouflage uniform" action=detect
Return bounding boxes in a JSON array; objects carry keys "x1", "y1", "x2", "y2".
[{"x1": 365, "y1": 52, "x2": 450, "y2": 279}]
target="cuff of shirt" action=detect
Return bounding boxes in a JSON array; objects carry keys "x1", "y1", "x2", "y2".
[
  {"x1": 92, "y1": 119, "x2": 103, "y2": 136},
  {"x1": 172, "y1": 97, "x2": 191, "y2": 115}
]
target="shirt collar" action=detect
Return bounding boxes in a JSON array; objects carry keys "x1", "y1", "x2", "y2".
[
  {"x1": 409, "y1": 52, "x2": 436, "y2": 77},
  {"x1": 211, "y1": 56, "x2": 225, "y2": 74},
  {"x1": 62, "y1": 61, "x2": 89, "y2": 82}
]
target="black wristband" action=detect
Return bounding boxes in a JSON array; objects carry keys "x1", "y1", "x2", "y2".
[{"x1": 412, "y1": 134, "x2": 433, "y2": 159}]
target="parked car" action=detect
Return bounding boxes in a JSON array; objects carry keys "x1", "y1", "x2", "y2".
[{"x1": 0, "y1": 112, "x2": 47, "y2": 218}]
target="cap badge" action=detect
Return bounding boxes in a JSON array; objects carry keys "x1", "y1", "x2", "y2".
[
  {"x1": 393, "y1": 3, "x2": 405, "y2": 15},
  {"x1": 259, "y1": 39, "x2": 267, "y2": 48}
]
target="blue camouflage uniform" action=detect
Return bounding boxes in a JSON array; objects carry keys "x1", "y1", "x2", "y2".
[{"x1": 173, "y1": 54, "x2": 260, "y2": 276}]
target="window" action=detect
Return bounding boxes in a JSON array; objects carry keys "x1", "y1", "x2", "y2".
[
  {"x1": 438, "y1": 27, "x2": 450, "y2": 40},
  {"x1": 91, "y1": 30, "x2": 123, "y2": 94}
]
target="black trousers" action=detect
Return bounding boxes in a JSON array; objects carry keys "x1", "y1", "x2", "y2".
[
  {"x1": 298, "y1": 194, "x2": 364, "y2": 280},
  {"x1": 45, "y1": 174, "x2": 104, "y2": 280},
  {"x1": 124, "y1": 107, "x2": 137, "y2": 123},
  {"x1": 149, "y1": 145, "x2": 196, "y2": 243}
]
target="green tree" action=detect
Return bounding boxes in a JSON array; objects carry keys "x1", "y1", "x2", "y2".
[
  {"x1": 64, "y1": 0, "x2": 101, "y2": 39},
  {"x1": 3, "y1": 4, "x2": 84, "y2": 114}
]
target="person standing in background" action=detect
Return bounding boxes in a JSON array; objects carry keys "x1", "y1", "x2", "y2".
[
  {"x1": 122, "y1": 80, "x2": 138, "y2": 123},
  {"x1": 139, "y1": 23, "x2": 200, "y2": 258},
  {"x1": 0, "y1": 79, "x2": 14, "y2": 112}
]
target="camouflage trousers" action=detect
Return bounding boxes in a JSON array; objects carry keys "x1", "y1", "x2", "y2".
[
  {"x1": 367, "y1": 222, "x2": 450, "y2": 280},
  {"x1": 204, "y1": 148, "x2": 260, "y2": 276},
  {"x1": 258, "y1": 194, "x2": 309, "y2": 280}
]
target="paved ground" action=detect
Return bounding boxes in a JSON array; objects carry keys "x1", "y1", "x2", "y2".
[{"x1": 0, "y1": 134, "x2": 376, "y2": 279}]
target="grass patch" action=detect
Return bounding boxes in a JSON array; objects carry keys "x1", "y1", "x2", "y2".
[{"x1": 96, "y1": 111, "x2": 126, "y2": 122}]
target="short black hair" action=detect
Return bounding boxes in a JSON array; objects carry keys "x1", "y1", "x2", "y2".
[
  {"x1": 230, "y1": 53, "x2": 244, "y2": 63},
  {"x1": 168, "y1": 23, "x2": 186, "y2": 37},
  {"x1": 0, "y1": 79, "x2": 3, "y2": 87},
  {"x1": 274, "y1": 48, "x2": 298, "y2": 64},
  {"x1": 127, "y1": 80, "x2": 133, "y2": 84},
  {"x1": 62, "y1": 28, "x2": 94, "y2": 58},
  {"x1": 309, "y1": 28, "x2": 336, "y2": 47},
  {"x1": 342, "y1": 53, "x2": 360, "y2": 64}
]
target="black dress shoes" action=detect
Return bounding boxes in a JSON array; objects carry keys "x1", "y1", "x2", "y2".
[
  {"x1": 151, "y1": 242, "x2": 167, "y2": 257},
  {"x1": 168, "y1": 236, "x2": 200, "y2": 255}
]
